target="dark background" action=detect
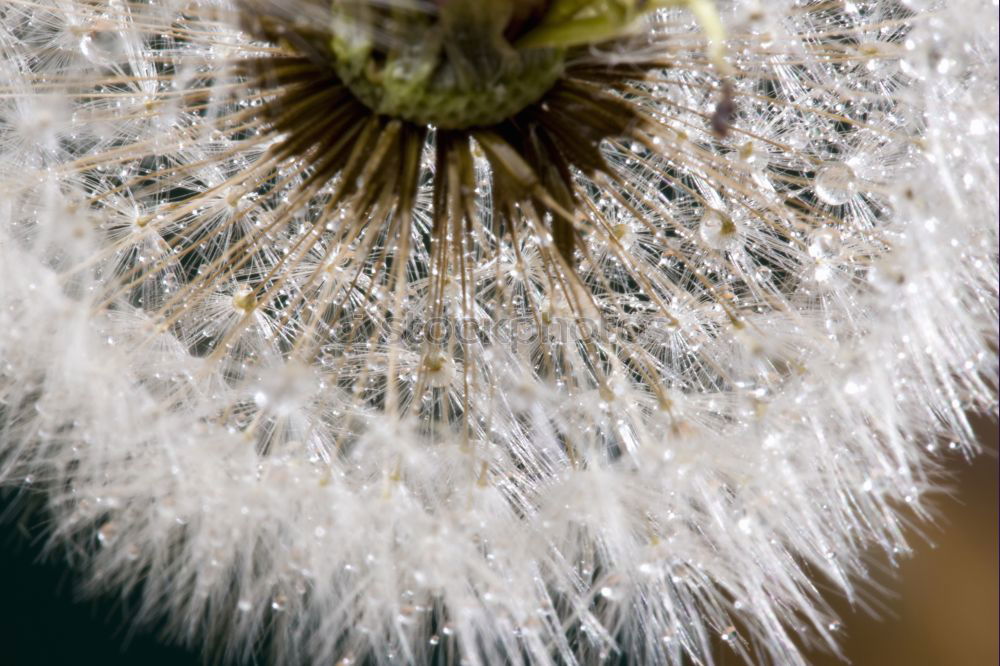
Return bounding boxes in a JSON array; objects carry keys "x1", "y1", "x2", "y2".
[{"x1": 1, "y1": 417, "x2": 995, "y2": 666}]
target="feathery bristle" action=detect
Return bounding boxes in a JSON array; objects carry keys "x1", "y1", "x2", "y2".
[{"x1": 0, "y1": 2, "x2": 996, "y2": 665}]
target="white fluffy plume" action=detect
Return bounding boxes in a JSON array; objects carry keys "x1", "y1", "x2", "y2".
[{"x1": 0, "y1": 1, "x2": 997, "y2": 665}]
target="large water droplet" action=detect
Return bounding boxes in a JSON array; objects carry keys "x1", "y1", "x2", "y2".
[
  {"x1": 232, "y1": 286, "x2": 256, "y2": 312},
  {"x1": 814, "y1": 163, "x2": 857, "y2": 205},
  {"x1": 79, "y1": 23, "x2": 123, "y2": 65},
  {"x1": 422, "y1": 351, "x2": 455, "y2": 388},
  {"x1": 736, "y1": 140, "x2": 769, "y2": 171},
  {"x1": 698, "y1": 210, "x2": 741, "y2": 252},
  {"x1": 808, "y1": 227, "x2": 842, "y2": 259}
]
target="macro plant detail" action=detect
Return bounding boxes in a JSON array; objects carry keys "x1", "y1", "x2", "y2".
[{"x1": 0, "y1": 0, "x2": 996, "y2": 665}]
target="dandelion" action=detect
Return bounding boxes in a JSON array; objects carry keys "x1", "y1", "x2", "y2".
[{"x1": 0, "y1": 1, "x2": 996, "y2": 665}]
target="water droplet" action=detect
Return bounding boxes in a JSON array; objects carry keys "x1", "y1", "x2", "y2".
[
  {"x1": 79, "y1": 27, "x2": 123, "y2": 65},
  {"x1": 737, "y1": 140, "x2": 769, "y2": 171},
  {"x1": 610, "y1": 223, "x2": 636, "y2": 249},
  {"x1": 428, "y1": 635, "x2": 440, "y2": 646},
  {"x1": 237, "y1": 599, "x2": 253, "y2": 612},
  {"x1": 97, "y1": 521, "x2": 117, "y2": 546},
  {"x1": 422, "y1": 351, "x2": 455, "y2": 388},
  {"x1": 814, "y1": 163, "x2": 857, "y2": 205},
  {"x1": 271, "y1": 594, "x2": 287, "y2": 612},
  {"x1": 808, "y1": 228, "x2": 842, "y2": 259},
  {"x1": 698, "y1": 210, "x2": 741, "y2": 252},
  {"x1": 232, "y1": 286, "x2": 256, "y2": 312}
]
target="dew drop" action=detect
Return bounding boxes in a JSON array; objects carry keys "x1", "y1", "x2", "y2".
[
  {"x1": 422, "y1": 351, "x2": 455, "y2": 388},
  {"x1": 237, "y1": 599, "x2": 253, "y2": 613},
  {"x1": 232, "y1": 286, "x2": 256, "y2": 312},
  {"x1": 808, "y1": 228, "x2": 842, "y2": 259},
  {"x1": 814, "y1": 163, "x2": 857, "y2": 205},
  {"x1": 78, "y1": 19, "x2": 124, "y2": 66},
  {"x1": 610, "y1": 223, "x2": 636, "y2": 250},
  {"x1": 737, "y1": 140, "x2": 769, "y2": 171},
  {"x1": 97, "y1": 521, "x2": 117, "y2": 546},
  {"x1": 698, "y1": 210, "x2": 741, "y2": 252}
]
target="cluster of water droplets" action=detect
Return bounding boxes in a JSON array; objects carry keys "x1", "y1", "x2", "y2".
[{"x1": 0, "y1": 1, "x2": 996, "y2": 666}]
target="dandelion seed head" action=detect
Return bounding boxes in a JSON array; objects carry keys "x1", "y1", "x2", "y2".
[{"x1": 0, "y1": 1, "x2": 997, "y2": 665}]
